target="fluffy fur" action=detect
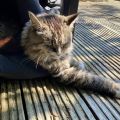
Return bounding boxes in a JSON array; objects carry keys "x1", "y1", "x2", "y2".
[{"x1": 21, "y1": 12, "x2": 120, "y2": 98}]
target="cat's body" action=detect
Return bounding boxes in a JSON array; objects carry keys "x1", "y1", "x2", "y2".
[{"x1": 21, "y1": 12, "x2": 120, "y2": 98}]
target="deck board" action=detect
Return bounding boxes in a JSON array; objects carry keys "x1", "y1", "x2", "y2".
[
  {"x1": 21, "y1": 79, "x2": 94, "y2": 120},
  {"x1": 0, "y1": 80, "x2": 25, "y2": 120},
  {"x1": 0, "y1": 2, "x2": 120, "y2": 120}
]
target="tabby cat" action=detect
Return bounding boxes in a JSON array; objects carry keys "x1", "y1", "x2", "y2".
[{"x1": 21, "y1": 11, "x2": 120, "y2": 98}]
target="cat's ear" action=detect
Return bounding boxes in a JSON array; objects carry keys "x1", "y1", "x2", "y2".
[
  {"x1": 28, "y1": 11, "x2": 49, "y2": 35},
  {"x1": 28, "y1": 11, "x2": 41, "y2": 28},
  {"x1": 65, "y1": 13, "x2": 79, "y2": 25}
]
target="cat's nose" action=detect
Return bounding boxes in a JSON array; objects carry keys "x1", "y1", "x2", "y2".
[{"x1": 57, "y1": 47, "x2": 62, "y2": 55}]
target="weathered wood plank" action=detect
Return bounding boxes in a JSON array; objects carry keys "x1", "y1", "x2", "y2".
[
  {"x1": 64, "y1": 87, "x2": 88, "y2": 120},
  {"x1": 40, "y1": 80, "x2": 61, "y2": 119},
  {"x1": 74, "y1": 37, "x2": 120, "y2": 73},
  {"x1": 0, "y1": 80, "x2": 25, "y2": 120},
  {"x1": 22, "y1": 81, "x2": 37, "y2": 120},
  {"x1": 28, "y1": 80, "x2": 45, "y2": 120},
  {"x1": 98, "y1": 96, "x2": 120, "y2": 119},
  {"x1": 75, "y1": 24, "x2": 120, "y2": 56},
  {"x1": 14, "y1": 82, "x2": 25, "y2": 120},
  {"x1": 22, "y1": 78, "x2": 97, "y2": 120},
  {"x1": 45, "y1": 79, "x2": 69, "y2": 119},
  {"x1": 74, "y1": 42, "x2": 120, "y2": 80},
  {"x1": 8, "y1": 82, "x2": 18, "y2": 120},
  {"x1": 79, "y1": 91, "x2": 108, "y2": 120},
  {"x1": 69, "y1": 89, "x2": 95, "y2": 120},
  {"x1": 79, "y1": 2, "x2": 120, "y2": 19},
  {"x1": 91, "y1": 94, "x2": 115, "y2": 120},
  {"x1": 77, "y1": 16, "x2": 120, "y2": 49},
  {"x1": 35, "y1": 80, "x2": 51, "y2": 120},
  {"x1": 52, "y1": 82, "x2": 81, "y2": 120},
  {"x1": 74, "y1": 26, "x2": 120, "y2": 76},
  {"x1": 0, "y1": 81, "x2": 9, "y2": 120},
  {"x1": 107, "y1": 97, "x2": 120, "y2": 114}
]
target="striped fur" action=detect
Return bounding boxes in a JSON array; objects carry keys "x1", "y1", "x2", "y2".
[{"x1": 21, "y1": 12, "x2": 120, "y2": 98}]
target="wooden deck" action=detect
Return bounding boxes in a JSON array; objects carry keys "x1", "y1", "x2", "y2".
[{"x1": 0, "y1": 2, "x2": 120, "y2": 120}]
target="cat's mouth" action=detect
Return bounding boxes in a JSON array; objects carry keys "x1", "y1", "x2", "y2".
[{"x1": 59, "y1": 55, "x2": 66, "y2": 60}]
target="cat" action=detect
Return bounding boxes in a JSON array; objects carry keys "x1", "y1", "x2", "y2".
[{"x1": 21, "y1": 11, "x2": 120, "y2": 98}]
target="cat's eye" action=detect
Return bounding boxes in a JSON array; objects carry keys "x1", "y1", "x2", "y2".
[
  {"x1": 34, "y1": 27, "x2": 45, "y2": 33},
  {"x1": 33, "y1": 26, "x2": 40, "y2": 31},
  {"x1": 45, "y1": 45, "x2": 57, "y2": 52},
  {"x1": 51, "y1": 47, "x2": 57, "y2": 52},
  {"x1": 35, "y1": 29, "x2": 41, "y2": 33},
  {"x1": 62, "y1": 43, "x2": 70, "y2": 49}
]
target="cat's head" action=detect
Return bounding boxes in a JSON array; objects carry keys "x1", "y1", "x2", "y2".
[{"x1": 22, "y1": 12, "x2": 78, "y2": 61}]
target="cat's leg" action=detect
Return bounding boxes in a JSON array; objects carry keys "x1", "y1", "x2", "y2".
[
  {"x1": 39, "y1": 58, "x2": 120, "y2": 98},
  {"x1": 53, "y1": 65, "x2": 120, "y2": 98}
]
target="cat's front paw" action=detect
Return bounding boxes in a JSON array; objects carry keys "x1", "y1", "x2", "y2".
[
  {"x1": 79, "y1": 61, "x2": 85, "y2": 70},
  {"x1": 78, "y1": 61, "x2": 89, "y2": 71}
]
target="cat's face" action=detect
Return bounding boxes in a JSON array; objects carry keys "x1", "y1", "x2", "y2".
[{"x1": 23, "y1": 12, "x2": 78, "y2": 61}]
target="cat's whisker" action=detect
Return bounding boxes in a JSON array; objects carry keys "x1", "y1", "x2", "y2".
[
  {"x1": 43, "y1": 56, "x2": 48, "y2": 63},
  {"x1": 20, "y1": 57, "x2": 37, "y2": 65},
  {"x1": 20, "y1": 58, "x2": 32, "y2": 64},
  {"x1": 35, "y1": 56, "x2": 41, "y2": 69}
]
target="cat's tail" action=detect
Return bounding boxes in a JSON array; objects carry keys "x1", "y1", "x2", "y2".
[{"x1": 53, "y1": 67, "x2": 120, "y2": 98}]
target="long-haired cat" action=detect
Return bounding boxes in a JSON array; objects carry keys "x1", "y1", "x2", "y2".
[{"x1": 21, "y1": 11, "x2": 120, "y2": 98}]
